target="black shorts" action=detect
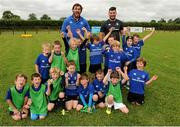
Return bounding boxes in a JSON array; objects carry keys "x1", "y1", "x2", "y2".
[
  {"x1": 89, "y1": 64, "x2": 101, "y2": 73},
  {"x1": 96, "y1": 94, "x2": 105, "y2": 104},
  {"x1": 104, "y1": 66, "x2": 108, "y2": 75},
  {"x1": 80, "y1": 63, "x2": 87, "y2": 74},
  {"x1": 127, "y1": 92, "x2": 144, "y2": 105},
  {"x1": 49, "y1": 99, "x2": 58, "y2": 104},
  {"x1": 65, "y1": 95, "x2": 78, "y2": 101}
]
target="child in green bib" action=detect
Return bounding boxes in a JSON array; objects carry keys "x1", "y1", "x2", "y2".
[
  {"x1": 48, "y1": 67, "x2": 66, "y2": 115},
  {"x1": 28, "y1": 73, "x2": 51, "y2": 120},
  {"x1": 103, "y1": 68, "x2": 129, "y2": 114},
  {"x1": 6, "y1": 74, "x2": 30, "y2": 120},
  {"x1": 49, "y1": 40, "x2": 66, "y2": 72}
]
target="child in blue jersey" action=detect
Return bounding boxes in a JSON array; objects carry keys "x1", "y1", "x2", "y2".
[
  {"x1": 124, "y1": 57, "x2": 158, "y2": 105},
  {"x1": 6, "y1": 74, "x2": 29, "y2": 120},
  {"x1": 132, "y1": 29, "x2": 155, "y2": 58},
  {"x1": 103, "y1": 34, "x2": 116, "y2": 74},
  {"x1": 35, "y1": 43, "x2": 51, "y2": 83},
  {"x1": 65, "y1": 61, "x2": 81, "y2": 111},
  {"x1": 87, "y1": 28, "x2": 114, "y2": 74},
  {"x1": 76, "y1": 27, "x2": 91, "y2": 74},
  {"x1": 103, "y1": 69, "x2": 129, "y2": 114},
  {"x1": 76, "y1": 73, "x2": 97, "y2": 113},
  {"x1": 92, "y1": 69, "x2": 108, "y2": 108},
  {"x1": 47, "y1": 67, "x2": 65, "y2": 115},
  {"x1": 108, "y1": 40, "x2": 127, "y2": 71},
  {"x1": 28, "y1": 73, "x2": 51, "y2": 120}
]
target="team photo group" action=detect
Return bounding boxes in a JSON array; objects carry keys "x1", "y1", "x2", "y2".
[{"x1": 5, "y1": 3, "x2": 158, "y2": 121}]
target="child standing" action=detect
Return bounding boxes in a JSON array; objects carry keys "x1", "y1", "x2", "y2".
[
  {"x1": 47, "y1": 67, "x2": 65, "y2": 114},
  {"x1": 6, "y1": 74, "x2": 29, "y2": 120},
  {"x1": 103, "y1": 69, "x2": 129, "y2": 114},
  {"x1": 124, "y1": 57, "x2": 158, "y2": 105},
  {"x1": 49, "y1": 40, "x2": 66, "y2": 72},
  {"x1": 28, "y1": 73, "x2": 51, "y2": 120},
  {"x1": 76, "y1": 73, "x2": 97, "y2": 113},
  {"x1": 64, "y1": 61, "x2": 81, "y2": 110},
  {"x1": 35, "y1": 43, "x2": 51, "y2": 83}
]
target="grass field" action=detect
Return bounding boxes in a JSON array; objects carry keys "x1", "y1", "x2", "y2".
[{"x1": 0, "y1": 30, "x2": 180, "y2": 126}]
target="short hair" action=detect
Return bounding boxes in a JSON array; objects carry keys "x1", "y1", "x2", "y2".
[
  {"x1": 72, "y1": 3, "x2": 83, "y2": 11},
  {"x1": 133, "y1": 33, "x2": 140, "y2": 38},
  {"x1": 96, "y1": 69, "x2": 104, "y2": 75},
  {"x1": 67, "y1": 60, "x2": 76, "y2": 67},
  {"x1": 91, "y1": 34, "x2": 100, "y2": 42},
  {"x1": 111, "y1": 40, "x2": 121, "y2": 47},
  {"x1": 53, "y1": 40, "x2": 61, "y2": 47},
  {"x1": 110, "y1": 71, "x2": 120, "y2": 79},
  {"x1": 109, "y1": 34, "x2": 116, "y2": 39},
  {"x1": 15, "y1": 74, "x2": 27, "y2": 82},
  {"x1": 49, "y1": 67, "x2": 60, "y2": 74},
  {"x1": 126, "y1": 36, "x2": 133, "y2": 41},
  {"x1": 42, "y1": 43, "x2": 51, "y2": 49},
  {"x1": 31, "y1": 73, "x2": 41, "y2": 80},
  {"x1": 136, "y1": 57, "x2": 147, "y2": 67},
  {"x1": 109, "y1": 7, "x2": 116, "y2": 11},
  {"x1": 69, "y1": 38, "x2": 78, "y2": 45},
  {"x1": 80, "y1": 73, "x2": 89, "y2": 81}
]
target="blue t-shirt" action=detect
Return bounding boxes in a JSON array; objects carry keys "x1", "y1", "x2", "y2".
[
  {"x1": 102, "y1": 45, "x2": 112, "y2": 67},
  {"x1": 35, "y1": 54, "x2": 50, "y2": 80},
  {"x1": 92, "y1": 79, "x2": 108, "y2": 95},
  {"x1": 87, "y1": 41, "x2": 104, "y2": 65},
  {"x1": 6, "y1": 86, "x2": 29, "y2": 100},
  {"x1": 128, "y1": 69, "x2": 150, "y2": 94},
  {"x1": 78, "y1": 39, "x2": 88, "y2": 64},
  {"x1": 124, "y1": 46, "x2": 138, "y2": 63},
  {"x1": 108, "y1": 50, "x2": 127, "y2": 71},
  {"x1": 61, "y1": 15, "x2": 90, "y2": 39},
  {"x1": 132, "y1": 40, "x2": 144, "y2": 58},
  {"x1": 77, "y1": 83, "x2": 94, "y2": 98},
  {"x1": 65, "y1": 72, "x2": 78, "y2": 96}
]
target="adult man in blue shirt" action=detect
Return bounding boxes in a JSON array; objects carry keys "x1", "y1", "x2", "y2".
[{"x1": 61, "y1": 3, "x2": 90, "y2": 40}]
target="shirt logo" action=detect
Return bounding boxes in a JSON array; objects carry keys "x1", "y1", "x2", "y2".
[
  {"x1": 80, "y1": 22, "x2": 83, "y2": 25},
  {"x1": 116, "y1": 22, "x2": 119, "y2": 26},
  {"x1": 42, "y1": 60, "x2": 45, "y2": 63},
  {"x1": 108, "y1": 23, "x2": 111, "y2": 26},
  {"x1": 133, "y1": 73, "x2": 136, "y2": 76},
  {"x1": 70, "y1": 21, "x2": 73, "y2": 24},
  {"x1": 142, "y1": 75, "x2": 145, "y2": 79}
]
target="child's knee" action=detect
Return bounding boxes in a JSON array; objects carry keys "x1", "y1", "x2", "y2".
[
  {"x1": 12, "y1": 115, "x2": 21, "y2": 121},
  {"x1": 48, "y1": 103, "x2": 54, "y2": 111},
  {"x1": 39, "y1": 115, "x2": 46, "y2": 120},
  {"x1": 76, "y1": 105, "x2": 83, "y2": 111},
  {"x1": 98, "y1": 103, "x2": 105, "y2": 108},
  {"x1": 93, "y1": 95, "x2": 98, "y2": 101},
  {"x1": 107, "y1": 95, "x2": 114, "y2": 103},
  {"x1": 59, "y1": 92, "x2": 65, "y2": 98}
]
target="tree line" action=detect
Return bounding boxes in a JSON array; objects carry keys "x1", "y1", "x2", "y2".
[{"x1": 1, "y1": 10, "x2": 180, "y2": 30}]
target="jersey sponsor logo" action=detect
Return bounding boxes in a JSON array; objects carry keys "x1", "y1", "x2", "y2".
[{"x1": 132, "y1": 78, "x2": 145, "y2": 83}]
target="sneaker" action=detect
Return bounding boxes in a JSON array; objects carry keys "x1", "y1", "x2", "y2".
[
  {"x1": 106, "y1": 107, "x2": 111, "y2": 115},
  {"x1": 61, "y1": 109, "x2": 65, "y2": 115}
]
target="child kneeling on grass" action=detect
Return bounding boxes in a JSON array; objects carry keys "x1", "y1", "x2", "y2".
[
  {"x1": 28, "y1": 73, "x2": 51, "y2": 120},
  {"x1": 76, "y1": 73, "x2": 97, "y2": 113},
  {"x1": 47, "y1": 67, "x2": 65, "y2": 115},
  {"x1": 124, "y1": 57, "x2": 158, "y2": 105},
  {"x1": 6, "y1": 74, "x2": 30, "y2": 120},
  {"x1": 103, "y1": 68, "x2": 129, "y2": 114}
]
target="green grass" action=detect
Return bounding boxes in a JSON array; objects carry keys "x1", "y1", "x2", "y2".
[{"x1": 0, "y1": 30, "x2": 180, "y2": 125}]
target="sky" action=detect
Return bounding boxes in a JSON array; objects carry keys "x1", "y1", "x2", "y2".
[{"x1": 0, "y1": 0, "x2": 180, "y2": 21}]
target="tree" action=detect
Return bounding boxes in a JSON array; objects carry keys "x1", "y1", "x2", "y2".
[
  {"x1": 12, "y1": 15, "x2": 21, "y2": 20},
  {"x1": 40, "y1": 14, "x2": 51, "y2": 21},
  {"x1": 168, "y1": 19, "x2": 173, "y2": 23},
  {"x1": 59, "y1": 17, "x2": 66, "y2": 21},
  {"x1": 2, "y1": 10, "x2": 14, "y2": 20},
  {"x1": 28, "y1": 13, "x2": 38, "y2": 20},
  {"x1": 174, "y1": 18, "x2": 180, "y2": 24},
  {"x1": 158, "y1": 18, "x2": 166, "y2": 23},
  {"x1": 150, "y1": 20, "x2": 156, "y2": 23}
]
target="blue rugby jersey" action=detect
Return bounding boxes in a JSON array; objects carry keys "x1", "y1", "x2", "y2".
[
  {"x1": 65, "y1": 72, "x2": 78, "y2": 96},
  {"x1": 128, "y1": 69, "x2": 150, "y2": 94}
]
